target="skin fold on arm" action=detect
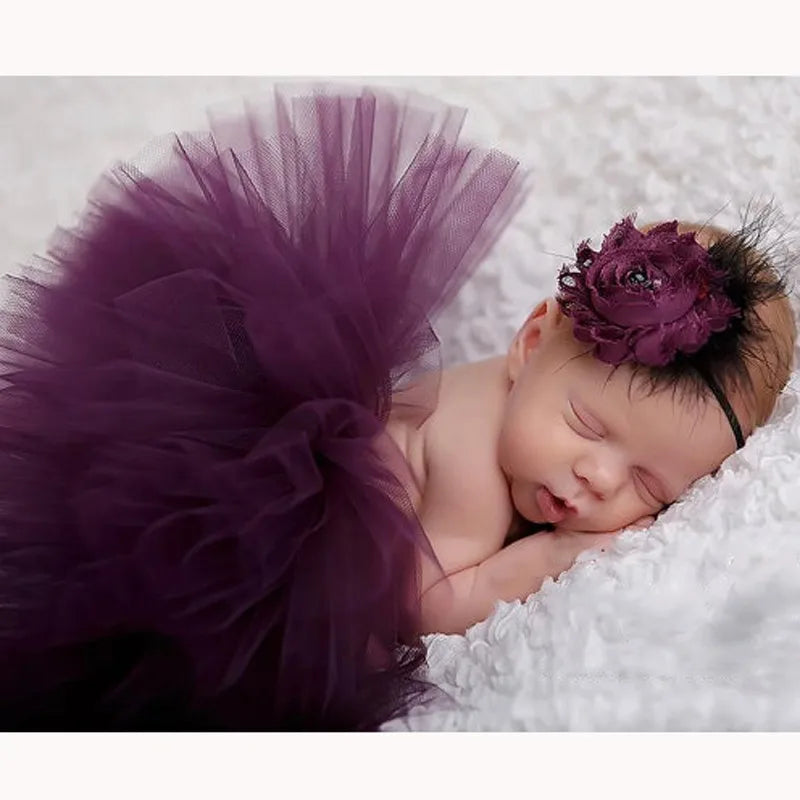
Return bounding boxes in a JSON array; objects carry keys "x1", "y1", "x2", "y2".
[{"x1": 417, "y1": 525, "x2": 620, "y2": 635}]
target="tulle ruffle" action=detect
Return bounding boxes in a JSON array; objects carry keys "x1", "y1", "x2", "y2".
[{"x1": 0, "y1": 84, "x2": 526, "y2": 729}]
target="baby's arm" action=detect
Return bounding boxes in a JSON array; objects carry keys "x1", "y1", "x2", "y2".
[{"x1": 418, "y1": 529, "x2": 617, "y2": 635}]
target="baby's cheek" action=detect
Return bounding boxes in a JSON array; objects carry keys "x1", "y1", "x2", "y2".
[
  {"x1": 496, "y1": 413, "x2": 516, "y2": 461},
  {"x1": 572, "y1": 495, "x2": 651, "y2": 534},
  {"x1": 498, "y1": 417, "x2": 537, "y2": 474}
]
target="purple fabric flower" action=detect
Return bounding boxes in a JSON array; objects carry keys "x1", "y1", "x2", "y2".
[{"x1": 556, "y1": 217, "x2": 740, "y2": 367}]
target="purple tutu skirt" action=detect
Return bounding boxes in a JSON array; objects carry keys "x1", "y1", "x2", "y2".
[{"x1": 0, "y1": 85, "x2": 525, "y2": 730}]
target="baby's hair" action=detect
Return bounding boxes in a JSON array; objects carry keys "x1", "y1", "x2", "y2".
[{"x1": 628, "y1": 206, "x2": 796, "y2": 429}]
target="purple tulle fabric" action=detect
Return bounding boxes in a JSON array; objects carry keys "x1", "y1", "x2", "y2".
[{"x1": 0, "y1": 85, "x2": 525, "y2": 730}]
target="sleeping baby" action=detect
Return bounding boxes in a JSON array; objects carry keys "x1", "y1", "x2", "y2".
[{"x1": 387, "y1": 216, "x2": 796, "y2": 635}]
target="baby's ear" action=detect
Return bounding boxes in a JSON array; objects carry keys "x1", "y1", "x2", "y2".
[{"x1": 507, "y1": 298, "x2": 562, "y2": 382}]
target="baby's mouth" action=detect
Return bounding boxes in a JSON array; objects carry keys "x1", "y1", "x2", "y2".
[{"x1": 536, "y1": 486, "x2": 572, "y2": 524}]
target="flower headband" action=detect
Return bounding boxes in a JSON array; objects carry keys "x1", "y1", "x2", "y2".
[{"x1": 556, "y1": 217, "x2": 745, "y2": 448}]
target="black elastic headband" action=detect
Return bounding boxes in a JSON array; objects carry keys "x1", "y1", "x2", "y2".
[{"x1": 697, "y1": 368, "x2": 745, "y2": 449}]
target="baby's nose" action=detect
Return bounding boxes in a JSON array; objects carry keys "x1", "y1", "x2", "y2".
[{"x1": 573, "y1": 452, "x2": 626, "y2": 500}]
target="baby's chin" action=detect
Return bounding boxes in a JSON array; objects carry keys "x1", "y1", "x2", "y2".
[
  {"x1": 544, "y1": 513, "x2": 626, "y2": 534},
  {"x1": 514, "y1": 500, "x2": 593, "y2": 532},
  {"x1": 552, "y1": 519, "x2": 607, "y2": 533},
  {"x1": 549, "y1": 513, "x2": 660, "y2": 534},
  {"x1": 513, "y1": 509, "x2": 610, "y2": 534},
  {"x1": 512, "y1": 491, "x2": 649, "y2": 534}
]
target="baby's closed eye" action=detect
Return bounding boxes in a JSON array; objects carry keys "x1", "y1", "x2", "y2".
[
  {"x1": 632, "y1": 467, "x2": 665, "y2": 507},
  {"x1": 567, "y1": 401, "x2": 604, "y2": 440}
]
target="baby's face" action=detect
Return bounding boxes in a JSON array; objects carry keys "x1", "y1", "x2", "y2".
[{"x1": 497, "y1": 299, "x2": 744, "y2": 532}]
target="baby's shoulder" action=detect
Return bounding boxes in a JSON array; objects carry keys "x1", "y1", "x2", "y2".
[
  {"x1": 417, "y1": 360, "x2": 514, "y2": 571},
  {"x1": 423, "y1": 358, "x2": 507, "y2": 478}
]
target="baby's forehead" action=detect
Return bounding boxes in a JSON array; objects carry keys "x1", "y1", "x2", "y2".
[{"x1": 571, "y1": 352, "x2": 703, "y2": 412}]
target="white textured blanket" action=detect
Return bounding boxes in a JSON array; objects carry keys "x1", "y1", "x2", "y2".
[{"x1": 2, "y1": 77, "x2": 799, "y2": 731}]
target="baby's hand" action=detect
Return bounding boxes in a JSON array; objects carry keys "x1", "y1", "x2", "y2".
[
  {"x1": 548, "y1": 515, "x2": 656, "y2": 578},
  {"x1": 549, "y1": 530, "x2": 616, "y2": 571}
]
